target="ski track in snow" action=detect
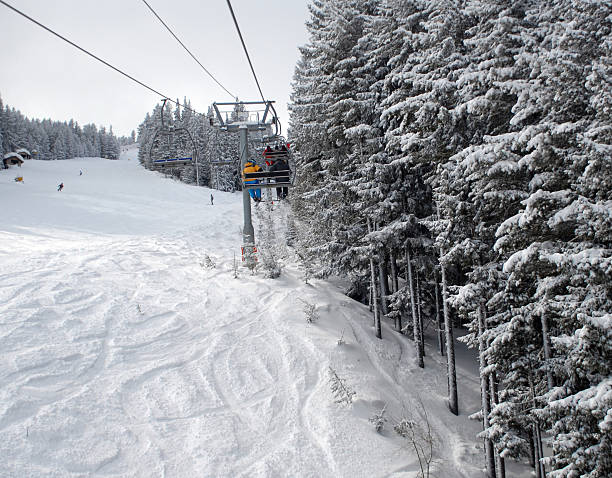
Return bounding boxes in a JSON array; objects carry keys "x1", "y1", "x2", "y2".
[
  {"x1": 0, "y1": 149, "x2": 512, "y2": 477},
  {"x1": 0, "y1": 152, "x2": 343, "y2": 478},
  {"x1": 0, "y1": 234, "x2": 332, "y2": 477}
]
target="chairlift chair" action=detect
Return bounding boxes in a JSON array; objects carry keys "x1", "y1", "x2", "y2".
[
  {"x1": 148, "y1": 99, "x2": 197, "y2": 169},
  {"x1": 242, "y1": 135, "x2": 296, "y2": 190}
]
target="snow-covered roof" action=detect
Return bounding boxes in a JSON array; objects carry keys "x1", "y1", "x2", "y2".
[
  {"x1": 4, "y1": 152, "x2": 24, "y2": 161},
  {"x1": 15, "y1": 148, "x2": 31, "y2": 156}
]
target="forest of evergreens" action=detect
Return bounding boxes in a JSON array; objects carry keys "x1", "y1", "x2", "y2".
[
  {"x1": 0, "y1": 96, "x2": 125, "y2": 162},
  {"x1": 288, "y1": 1, "x2": 611, "y2": 477}
]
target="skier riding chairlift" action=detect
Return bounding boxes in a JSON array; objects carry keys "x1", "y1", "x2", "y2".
[
  {"x1": 243, "y1": 159, "x2": 262, "y2": 202},
  {"x1": 269, "y1": 157, "x2": 290, "y2": 200}
]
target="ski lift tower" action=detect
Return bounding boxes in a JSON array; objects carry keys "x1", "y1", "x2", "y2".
[{"x1": 211, "y1": 100, "x2": 277, "y2": 248}]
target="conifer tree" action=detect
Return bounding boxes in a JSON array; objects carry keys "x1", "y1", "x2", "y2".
[
  {"x1": 288, "y1": 2, "x2": 611, "y2": 474},
  {"x1": 0, "y1": 96, "x2": 4, "y2": 158},
  {"x1": 290, "y1": 0, "x2": 377, "y2": 280},
  {"x1": 481, "y1": 1, "x2": 612, "y2": 475}
]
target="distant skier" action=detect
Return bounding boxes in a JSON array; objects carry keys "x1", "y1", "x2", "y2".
[
  {"x1": 57, "y1": 182, "x2": 64, "y2": 192},
  {"x1": 211, "y1": 193, "x2": 214, "y2": 206},
  {"x1": 79, "y1": 169, "x2": 83, "y2": 176}
]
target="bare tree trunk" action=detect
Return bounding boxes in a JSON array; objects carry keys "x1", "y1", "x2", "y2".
[
  {"x1": 403, "y1": 256, "x2": 411, "y2": 338},
  {"x1": 478, "y1": 304, "x2": 496, "y2": 478},
  {"x1": 434, "y1": 269, "x2": 445, "y2": 356},
  {"x1": 378, "y1": 251, "x2": 390, "y2": 317},
  {"x1": 406, "y1": 246, "x2": 423, "y2": 368},
  {"x1": 368, "y1": 218, "x2": 381, "y2": 339},
  {"x1": 528, "y1": 372, "x2": 546, "y2": 478},
  {"x1": 404, "y1": 247, "x2": 415, "y2": 341},
  {"x1": 395, "y1": 307, "x2": 402, "y2": 333},
  {"x1": 533, "y1": 425, "x2": 545, "y2": 478},
  {"x1": 390, "y1": 253, "x2": 399, "y2": 294},
  {"x1": 541, "y1": 309, "x2": 553, "y2": 390},
  {"x1": 440, "y1": 255, "x2": 458, "y2": 415},
  {"x1": 527, "y1": 431, "x2": 536, "y2": 469},
  {"x1": 389, "y1": 254, "x2": 402, "y2": 331},
  {"x1": 490, "y1": 373, "x2": 506, "y2": 478},
  {"x1": 537, "y1": 427, "x2": 546, "y2": 477},
  {"x1": 391, "y1": 252, "x2": 402, "y2": 331},
  {"x1": 416, "y1": 270, "x2": 425, "y2": 358}
]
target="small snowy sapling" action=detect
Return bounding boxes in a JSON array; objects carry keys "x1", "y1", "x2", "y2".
[
  {"x1": 369, "y1": 405, "x2": 387, "y2": 433},
  {"x1": 200, "y1": 254, "x2": 216, "y2": 269},
  {"x1": 256, "y1": 200, "x2": 281, "y2": 278},
  {"x1": 394, "y1": 404, "x2": 436, "y2": 478},
  {"x1": 232, "y1": 252, "x2": 239, "y2": 278},
  {"x1": 299, "y1": 299, "x2": 319, "y2": 323},
  {"x1": 328, "y1": 366, "x2": 356, "y2": 405},
  {"x1": 242, "y1": 242, "x2": 257, "y2": 273}
]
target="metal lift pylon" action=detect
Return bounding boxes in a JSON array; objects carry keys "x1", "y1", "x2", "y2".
[{"x1": 211, "y1": 100, "x2": 277, "y2": 254}]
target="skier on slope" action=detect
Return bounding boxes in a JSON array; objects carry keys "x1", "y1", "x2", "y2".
[{"x1": 57, "y1": 182, "x2": 64, "y2": 192}]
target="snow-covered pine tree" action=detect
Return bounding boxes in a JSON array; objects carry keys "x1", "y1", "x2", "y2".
[
  {"x1": 4, "y1": 106, "x2": 21, "y2": 151},
  {"x1": 0, "y1": 96, "x2": 4, "y2": 158},
  {"x1": 256, "y1": 200, "x2": 282, "y2": 279},
  {"x1": 106, "y1": 126, "x2": 120, "y2": 159},
  {"x1": 433, "y1": 177, "x2": 459, "y2": 417},
  {"x1": 377, "y1": 0, "x2": 468, "y2": 363},
  {"x1": 290, "y1": 0, "x2": 377, "y2": 283},
  {"x1": 137, "y1": 113, "x2": 152, "y2": 165},
  {"x1": 179, "y1": 98, "x2": 202, "y2": 185},
  {"x1": 528, "y1": 2, "x2": 610, "y2": 475},
  {"x1": 98, "y1": 126, "x2": 107, "y2": 159},
  {"x1": 486, "y1": 1, "x2": 611, "y2": 475},
  {"x1": 0, "y1": 110, "x2": 123, "y2": 162},
  {"x1": 424, "y1": 0, "x2": 539, "y2": 465},
  {"x1": 289, "y1": 1, "x2": 337, "y2": 279},
  {"x1": 52, "y1": 130, "x2": 67, "y2": 161}
]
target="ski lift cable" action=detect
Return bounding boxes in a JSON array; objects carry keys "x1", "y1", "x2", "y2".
[
  {"x1": 140, "y1": 0, "x2": 235, "y2": 100},
  {"x1": 225, "y1": 0, "x2": 266, "y2": 104},
  {"x1": 0, "y1": 0, "x2": 203, "y2": 117}
]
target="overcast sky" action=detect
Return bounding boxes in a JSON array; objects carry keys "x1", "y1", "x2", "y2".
[{"x1": 0, "y1": 0, "x2": 311, "y2": 137}]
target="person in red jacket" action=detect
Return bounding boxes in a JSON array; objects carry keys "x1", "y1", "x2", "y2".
[{"x1": 263, "y1": 145, "x2": 274, "y2": 166}]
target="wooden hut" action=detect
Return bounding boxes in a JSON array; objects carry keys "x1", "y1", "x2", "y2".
[
  {"x1": 3, "y1": 152, "x2": 24, "y2": 169},
  {"x1": 15, "y1": 148, "x2": 32, "y2": 160}
]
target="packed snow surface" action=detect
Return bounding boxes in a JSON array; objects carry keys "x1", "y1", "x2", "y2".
[{"x1": 0, "y1": 147, "x2": 531, "y2": 477}]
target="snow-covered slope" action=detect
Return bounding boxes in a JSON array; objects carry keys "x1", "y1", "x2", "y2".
[{"x1": 0, "y1": 147, "x2": 530, "y2": 477}]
